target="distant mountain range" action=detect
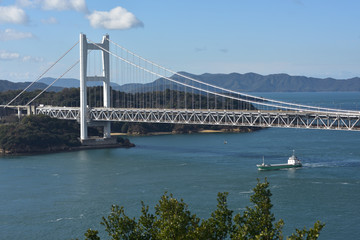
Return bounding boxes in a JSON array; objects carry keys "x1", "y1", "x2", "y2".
[
  {"x1": 0, "y1": 79, "x2": 63, "y2": 92},
  {"x1": 38, "y1": 77, "x2": 80, "y2": 89},
  {"x1": 1, "y1": 72, "x2": 360, "y2": 92},
  {"x1": 38, "y1": 77, "x2": 122, "y2": 89},
  {"x1": 0, "y1": 77, "x2": 121, "y2": 92}
]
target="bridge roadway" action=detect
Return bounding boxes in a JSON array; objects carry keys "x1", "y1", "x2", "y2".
[{"x1": 36, "y1": 106, "x2": 360, "y2": 131}]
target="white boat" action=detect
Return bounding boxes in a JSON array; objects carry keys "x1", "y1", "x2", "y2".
[{"x1": 257, "y1": 150, "x2": 302, "y2": 171}]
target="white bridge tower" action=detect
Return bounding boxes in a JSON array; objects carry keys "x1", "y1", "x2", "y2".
[{"x1": 79, "y1": 33, "x2": 111, "y2": 141}]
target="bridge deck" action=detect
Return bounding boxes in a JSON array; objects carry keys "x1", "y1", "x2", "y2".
[{"x1": 36, "y1": 106, "x2": 360, "y2": 131}]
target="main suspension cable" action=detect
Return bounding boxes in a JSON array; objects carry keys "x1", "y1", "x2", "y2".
[
  {"x1": 26, "y1": 60, "x2": 80, "y2": 106},
  {"x1": 5, "y1": 41, "x2": 79, "y2": 107},
  {"x1": 107, "y1": 38, "x2": 358, "y2": 114},
  {"x1": 89, "y1": 38, "x2": 354, "y2": 114}
]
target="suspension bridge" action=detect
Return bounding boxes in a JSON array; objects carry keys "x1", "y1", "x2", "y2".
[{"x1": 3, "y1": 34, "x2": 360, "y2": 143}]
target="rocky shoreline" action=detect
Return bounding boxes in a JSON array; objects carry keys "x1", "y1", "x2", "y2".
[
  {"x1": 114, "y1": 126, "x2": 261, "y2": 136},
  {"x1": 0, "y1": 139, "x2": 135, "y2": 156},
  {"x1": 1, "y1": 127, "x2": 259, "y2": 156}
]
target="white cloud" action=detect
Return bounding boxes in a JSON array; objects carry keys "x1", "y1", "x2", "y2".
[
  {"x1": 22, "y1": 55, "x2": 44, "y2": 62},
  {"x1": 15, "y1": 0, "x2": 36, "y2": 8},
  {"x1": 9, "y1": 71, "x2": 32, "y2": 80},
  {"x1": 87, "y1": 6, "x2": 144, "y2": 30},
  {"x1": 0, "y1": 5, "x2": 29, "y2": 24},
  {"x1": 0, "y1": 49, "x2": 42, "y2": 64},
  {"x1": 40, "y1": 0, "x2": 87, "y2": 12},
  {"x1": 0, "y1": 28, "x2": 34, "y2": 41},
  {"x1": 0, "y1": 50, "x2": 20, "y2": 60},
  {"x1": 41, "y1": 17, "x2": 58, "y2": 24},
  {"x1": 16, "y1": 0, "x2": 87, "y2": 12}
]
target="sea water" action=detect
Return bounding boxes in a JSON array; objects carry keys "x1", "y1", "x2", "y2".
[{"x1": 0, "y1": 92, "x2": 359, "y2": 239}]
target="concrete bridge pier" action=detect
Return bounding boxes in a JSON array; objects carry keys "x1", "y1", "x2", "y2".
[
  {"x1": 17, "y1": 107, "x2": 21, "y2": 119},
  {"x1": 15, "y1": 105, "x2": 36, "y2": 119}
]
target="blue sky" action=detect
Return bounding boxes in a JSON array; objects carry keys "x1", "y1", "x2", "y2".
[{"x1": 0, "y1": 0, "x2": 359, "y2": 82}]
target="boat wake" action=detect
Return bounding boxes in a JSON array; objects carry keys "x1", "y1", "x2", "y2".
[
  {"x1": 48, "y1": 214, "x2": 84, "y2": 223},
  {"x1": 239, "y1": 190, "x2": 252, "y2": 195},
  {"x1": 303, "y1": 159, "x2": 360, "y2": 168}
]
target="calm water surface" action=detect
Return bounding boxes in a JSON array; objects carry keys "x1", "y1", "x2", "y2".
[{"x1": 0, "y1": 92, "x2": 359, "y2": 239}]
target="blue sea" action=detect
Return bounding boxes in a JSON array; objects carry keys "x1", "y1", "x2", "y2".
[{"x1": 0, "y1": 92, "x2": 359, "y2": 239}]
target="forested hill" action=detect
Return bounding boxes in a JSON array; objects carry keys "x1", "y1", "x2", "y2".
[
  {"x1": 173, "y1": 72, "x2": 360, "y2": 92},
  {"x1": 1, "y1": 72, "x2": 360, "y2": 92}
]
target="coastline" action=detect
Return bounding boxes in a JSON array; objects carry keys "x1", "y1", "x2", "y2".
[
  {"x1": 1, "y1": 125, "x2": 259, "y2": 156},
  {"x1": 111, "y1": 130, "x2": 235, "y2": 136},
  {"x1": 0, "y1": 142, "x2": 135, "y2": 156},
  {"x1": 111, "y1": 127, "x2": 260, "y2": 136}
]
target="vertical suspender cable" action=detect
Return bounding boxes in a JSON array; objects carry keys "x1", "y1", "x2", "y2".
[{"x1": 5, "y1": 41, "x2": 79, "y2": 107}]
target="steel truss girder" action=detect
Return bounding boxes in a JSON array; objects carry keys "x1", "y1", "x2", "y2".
[
  {"x1": 36, "y1": 107, "x2": 80, "y2": 120},
  {"x1": 36, "y1": 107, "x2": 360, "y2": 131}
]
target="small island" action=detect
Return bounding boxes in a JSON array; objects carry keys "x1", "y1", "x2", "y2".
[{"x1": 0, "y1": 115, "x2": 135, "y2": 155}]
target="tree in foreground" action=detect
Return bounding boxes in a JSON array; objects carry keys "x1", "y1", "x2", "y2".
[{"x1": 82, "y1": 179, "x2": 324, "y2": 240}]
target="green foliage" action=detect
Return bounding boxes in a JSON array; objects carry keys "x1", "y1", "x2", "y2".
[
  {"x1": 0, "y1": 88, "x2": 80, "y2": 106},
  {"x1": 81, "y1": 179, "x2": 324, "y2": 240},
  {"x1": 153, "y1": 193, "x2": 200, "y2": 239},
  {"x1": 0, "y1": 115, "x2": 80, "y2": 154},
  {"x1": 84, "y1": 229, "x2": 101, "y2": 240},
  {"x1": 232, "y1": 179, "x2": 284, "y2": 239},
  {"x1": 288, "y1": 221, "x2": 325, "y2": 240},
  {"x1": 0, "y1": 86, "x2": 255, "y2": 110},
  {"x1": 200, "y1": 192, "x2": 233, "y2": 239},
  {"x1": 99, "y1": 194, "x2": 200, "y2": 240},
  {"x1": 101, "y1": 205, "x2": 138, "y2": 240}
]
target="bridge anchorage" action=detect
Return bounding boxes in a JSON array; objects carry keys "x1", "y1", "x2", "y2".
[{"x1": 4, "y1": 33, "x2": 360, "y2": 140}]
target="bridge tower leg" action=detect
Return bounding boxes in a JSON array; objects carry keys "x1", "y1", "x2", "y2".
[{"x1": 79, "y1": 33, "x2": 111, "y2": 141}]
